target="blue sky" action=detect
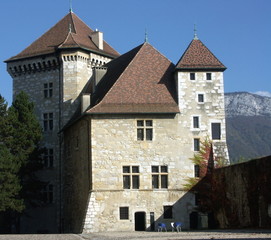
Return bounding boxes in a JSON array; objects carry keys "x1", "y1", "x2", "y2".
[{"x1": 1, "y1": 0, "x2": 271, "y2": 104}]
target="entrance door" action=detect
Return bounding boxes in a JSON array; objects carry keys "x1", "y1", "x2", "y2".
[{"x1": 134, "y1": 212, "x2": 146, "y2": 231}]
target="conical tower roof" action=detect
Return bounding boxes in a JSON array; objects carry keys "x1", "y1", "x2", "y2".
[
  {"x1": 176, "y1": 39, "x2": 226, "y2": 71},
  {"x1": 7, "y1": 12, "x2": 119, "y2": 61}
]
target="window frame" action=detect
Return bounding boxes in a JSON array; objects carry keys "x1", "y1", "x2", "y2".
[
  {"x1": 206, "y1": 73, "x2": 212, "y2": 81},
  {"x1": 197, "y1": 94, "x2": 204, "y2": 103},
  {"x1": 43, "y1": 112, "x2": 53, "y2": 131},
  {"x1": 43, "y1": 148, "x2": 54, "y2": 168},
  {"x1": 119, "y1": 207, "x2": 129, "y2": 220},
  {"x1": 122, "y1": 166, "x2": 140, "y2": 189},
  {"x1": 44, "y1": 82, "x2": 53, "y2": 98},
  {"x1": 137, "y1": 120, "x2": 153, "y2": 141},
  {"x1": 193, "y1": 116, "x2": 200, "y2": 129},
  {"x1": 194, "y1": 138, "x2": 200, "y2": 152},
  {"x1": 151, "y1": 165, "x2": 168, "y2": 189},
  {"x1": 190, "y1": 72, "x2": 196, "y2": 80},
  {"x1": 211, "y1": 122, "x2": 221, "y2": 140}
]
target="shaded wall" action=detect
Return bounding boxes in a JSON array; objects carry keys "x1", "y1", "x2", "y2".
[{"x1": 212, "y1": 156, "x2": 271, "y2": 228}]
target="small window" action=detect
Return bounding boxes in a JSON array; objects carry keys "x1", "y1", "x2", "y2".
[
  {"x1": 193, "y1": 116, "x2": 199, "y2": 128},
  {"x1": 194, "y1": 165, "x2": 200, "y2": 178},
  {"x1": 198, "y1": 94, "x2": 204, "y2": 103},
  {"x1": 206, "y1": 73, "x2": 212, "y2": 80},
  {"x1": 194, "y1": 138, "x2": 200, "y2": 151},
  {"x1": 137, "y1": 120, "x2": 153, "y2": 141},
  {"x1": 212, "y1": 123, "x2": 221, "y2": 140},
  {"x1": 190, "y1": 73, "x2": 195, "y2": 80},
  {"x1": 119, "y1": 207, "x2": 129, "y2": 220},
  {"x1": 163, "y1": 206, "x2": 173, "y2": 219}
]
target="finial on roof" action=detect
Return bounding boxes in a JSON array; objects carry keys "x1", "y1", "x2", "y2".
[
  {"x1": 144, "y1": 28, "x2": 148, "y2": 43},
  {"x1": 194, "y1": 24, "x2": 199, "y2": 40},
  {"x1": 69, "y1": 0, "x2": 73, "y2": 12}
]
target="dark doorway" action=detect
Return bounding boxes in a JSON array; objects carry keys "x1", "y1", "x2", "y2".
[
  {"x1": 190, "y1": 211, "x2": 198, "y2": 229},
  {"x1": 135, "y1": 212, "x2": 146, "y2": 231},
  {"x1": 150, "y1": 212, "x2": 155, "y2": 231}
]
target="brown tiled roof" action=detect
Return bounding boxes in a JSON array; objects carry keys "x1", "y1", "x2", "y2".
[
  {"x1": 87, "y1": 43, "x2": 179, "y2": 114},
  {"x1": 176, "y1": 39, "x2": 226, "y2": 71},
  {"x1": 7, "y1": 12, "x2": 119, "y2": 61}
]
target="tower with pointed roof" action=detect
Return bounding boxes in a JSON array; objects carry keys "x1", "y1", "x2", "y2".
[
  {"x1": 175, "y1": 36, "x2": 229, "y2": 162},
  {"x1": 5, "y1": 11, "x2": 119, "y2": 233}
]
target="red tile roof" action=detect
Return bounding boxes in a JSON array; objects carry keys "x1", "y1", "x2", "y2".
[
  {"x1": 7, "y1": 12, "x2": 119, "y2": 61},
  {"x1": 176, "y1": 39, "x2": 226, "y2": 71},
  {"x1": 87, "y1": 43, "x2": 179, "y2": 114}
]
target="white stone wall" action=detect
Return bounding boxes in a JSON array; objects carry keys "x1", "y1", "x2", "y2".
[{"x1": 176, "y1": 71, "x2": 229, "y2": 162}]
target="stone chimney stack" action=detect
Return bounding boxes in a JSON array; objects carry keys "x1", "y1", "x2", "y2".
[{"x1": 92, "y1": 30, "x2": 104, "y2": 50}]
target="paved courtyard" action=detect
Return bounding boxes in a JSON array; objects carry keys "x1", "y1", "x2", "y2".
[{"x1": 0, "y1": 230, "x2": 271, "y2": 240}]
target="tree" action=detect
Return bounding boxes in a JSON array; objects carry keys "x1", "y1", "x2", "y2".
[
  {"x1": 0, "y1": 144, "x2": 24, "y2": 212},
  {"x1": 0, "y1": 92, "x2": 44, "y2": 232}
]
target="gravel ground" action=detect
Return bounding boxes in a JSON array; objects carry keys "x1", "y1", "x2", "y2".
[
  {"x1": 0, "y1": 230, "x2": 270, "y2": 240},
  {"x1": 80, "y1": 230, "x2": 271, "y2": 240}
]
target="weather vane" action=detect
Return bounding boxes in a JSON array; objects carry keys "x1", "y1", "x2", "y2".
[
  {"x1": 144, "y1": 28, "x2": 148, "y2": 43},
  {"x1": 69, "y1": 0, "x2": 73, "y2": 12},
  {"x1": 194, "y1": 24, "x2": 199, "y2": 40}
]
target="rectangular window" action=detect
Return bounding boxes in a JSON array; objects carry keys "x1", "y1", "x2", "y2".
[
  {"x1": 193, "y1": 116, "x2": 199, "y2": 128},
  {"x1": 194, "y1": 138, "x2": 200, "y2": 151},
  {"x1": 42, "y1": 184, "x2": 53, "y2": 204},
  {"x1": 151, "y1": 165, "x2": 168, "y2": 189},
  {"x1": 44, "y1": 82, "x2": 53, "y2": 98},
  {"x1": 198, "y1": 94, "x2": 204, "y2": 103},
  {"x1": 212, "y1": 123, "x2": 221, "y2": 140},
  {"x1": 43, "y1": 113, "x2": 53, "y2": 131},
  {"x1": 137, "y1": 120, "x2": 153, "y2": 141},
  {"x1": 206, "y1": 73, "x2": 212, "y2": 80},
  {"x1": 119, "y1": 207, "x2": 129, "y2": 220},
  {"x1": 163, "y1": 206, "x2": 173, "y2": 219},
  {"x1": 123, "y1": 166, "x2": 139, "y2": 189},
  {"x1": 43, "y1": 148, "x2": 54, "y2": 168},
  {"x1": 194, "y1": 165, "x2": 200, "y2": 178},
  {"x1": 190, "y1": 72, "x2": 195, "y2": 80}
]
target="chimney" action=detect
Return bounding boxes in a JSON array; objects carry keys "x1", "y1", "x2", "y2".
[
  {"x1": 92, "y1": 67, "x2": 107, "y2": 93},
  {"x1": 91, "y1": 30, "x2": 103, "y2": 50},
  {"x1": 81, "y1": 94, "x2": 91, "y2": 113}
]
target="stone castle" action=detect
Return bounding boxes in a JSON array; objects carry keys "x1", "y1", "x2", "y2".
[{"x1": 5, "y1": 10, "x2": 228, "y2": 233}]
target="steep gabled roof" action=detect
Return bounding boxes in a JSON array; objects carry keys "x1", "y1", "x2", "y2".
[
  {"x1": 176, "y1": 39, "x2": 226, "y2": 71},
  {"x1": 6, "y1": 12, "x2": 119, "y2": 61},
  {"x1": 87, "y1": 43, "x2": 179, "y2": 114}
]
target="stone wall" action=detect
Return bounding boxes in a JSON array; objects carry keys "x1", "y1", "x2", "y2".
[
  {"x1": 64, "y1": 114, "x2": 198, "y2": 232},
  {"x1": 212, "y1": 156, "x2": 271, "y2": 228},
  {"x1": 176, "y1": 71, "x2": 229, "y2": 162}
]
